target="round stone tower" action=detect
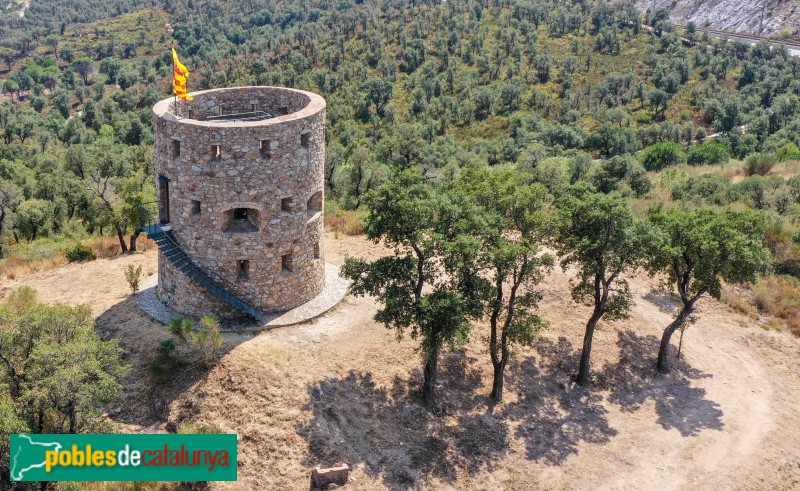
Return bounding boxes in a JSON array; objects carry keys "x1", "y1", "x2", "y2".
[{"x1": 151, "y1": 86, "x2": 326, "y2": 320}]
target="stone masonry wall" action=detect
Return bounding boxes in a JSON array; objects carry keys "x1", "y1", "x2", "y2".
[{"x1": 153, "y1": 87, "x2": 326, "y2": 318}]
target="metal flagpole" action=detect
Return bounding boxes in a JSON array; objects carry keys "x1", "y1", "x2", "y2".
[{"x1": 172, "y1": 42, "x2": 178, "y2": 117}]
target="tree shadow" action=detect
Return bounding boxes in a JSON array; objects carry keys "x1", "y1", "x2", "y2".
[
  {"x1": 296, "y1": 350, "x2": 509, "y2": 490},
  {"x1": 500, "y1": 337, "x2": 617, "y2": 465},
  {"x1": 643, "y1": 288, "x2": 680, "y2": 315},
  {"x1": 596, "y1": 330, "x2": 723, "y2": 437}
]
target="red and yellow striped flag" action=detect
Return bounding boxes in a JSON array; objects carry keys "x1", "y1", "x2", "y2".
[{"x1": 172, "y1": 48, "x2": 193, "y2": 101}]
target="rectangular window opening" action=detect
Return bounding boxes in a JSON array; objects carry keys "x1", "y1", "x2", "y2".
[
  {"x1": 237, "y1": 260, "x2": 250, "y2": 280},
  {"x1": 281, "y1": 197, "x2": 294, "y2": 213},
  {"x1": 211, "y1": 145, "x2": 221, "y2": 160},
  {"x1": 190, "y1": 199, "x2": 201, "y2": 216},
  {"x1": 282, "y1": 252, "x2": 293, "y2": 273},
  {"x1": 188, "y1": 109, "x2": 194, "y2": 119},
  {"x1": 217, "y1": 104, "x2": 225, "y2": 116},
  {"x1": 250, "y1": 103, "x2": 257, "y2": 112},
  {"x1": 260, "y1": 139, "x2": 271, "y2": 159},
  {"x1": 172, "y1": 140, "x2": 181, "y2": 158},
  {"x1": 300, "y1": 133, "x2": 310, "y2": 149},
  {"x1": 314, "y1": 242, "x2": 320, "y2": 260}
]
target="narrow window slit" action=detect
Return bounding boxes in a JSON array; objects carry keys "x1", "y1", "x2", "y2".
[
  {"x1": 260, "y1": 139, "x2": 271, "y2": 159},
  {"x1": 237, "y1": 260, "x2": 250, "y2": 280},
  {"x1": 282, "y1": 252, "x2": 293, "y2": 273}
]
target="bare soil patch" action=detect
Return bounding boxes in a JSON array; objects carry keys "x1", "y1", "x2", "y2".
[{"x1": 4, "y1": 232, "x2": 800, "y2": 490}]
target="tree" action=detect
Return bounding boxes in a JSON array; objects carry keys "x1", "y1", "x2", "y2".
[
  {"x1": 3, "y1": 79, "x2": 19, "y2": 102},
  {"x1": 452, "y1": 168, "x2": 552, "y2": 401},
  {"x1": 72, "y1": 57, "x2": 94, "y2": 84},
  {"x1": 586, "y1": 122, "x2": 635, "y2": 157},
  {"x1": 0, "y1": 287, "x2": 127, "y2": 434},
  {"x1": 341, "y1": 170, "x2": 479, "y2": 408},
  {"x1": 0, "y1": 180, "x2": 22, "y2": 249},
  {"x1": 647, "y1": 88, "x2": 669, "y2": 119},
  {"x1": 44, "y1": 34, "x2": 60, "y2": 59},
  {"x1": 0, "y1": 47, "x2": 16, "y2": 71},
  {"x1": 646, "y1": 207, "x2": 769, "y2": 372},
  {"x1": 551, "y1": 187, "x2": 648, "y2": 386},
  {"x1": 13, "y1": 199, "x2": 55, "y2": 241},
  {"x1": 99, "y1": 57, "x2": 122, "y2": 85}
]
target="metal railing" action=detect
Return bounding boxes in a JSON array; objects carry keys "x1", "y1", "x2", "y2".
[
  {"x1": 137, "y1": 201, "x2": 262, "y2": 320},
  {"x1": 138, "y1": 200, "x2": 159, "y2": 229}
]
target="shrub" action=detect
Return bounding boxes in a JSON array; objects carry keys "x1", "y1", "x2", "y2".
[
  {"x1": 687, "y1": 141, "x2": 731, "y2": 166},
  {"x1": 744, "y1": 153, "x2": 777, "y2": 176},
  {"x1": 775, "y1": 142, "x2": 799, "y2": 162},
  {"x1": 670, "y1": 174, "x2": 736, "y2": 205},
  {"x1": 124, "y1": 264, "x2": 142, "y2": 294},
  {"x1": 640, "y1": 141, "x2": 686, "y2": 171},
  {"x1": 148, "y1": 339, "x2": 182, "y2": 382},
  {"x1": 192, "y1": 316, "x2": 224, "y2": 368},
  {"x1": 588, "y1": 157, "x2": 651, "y2": 197},
  {"x1": 168, "y1": 316, "x2": 194, "y2": 342},
  {"x1": 166, "y1": 316, "x2": 223, "y2": 367},
  {"x1": 64, "y1": 243, "x2": 96, "y2": 263}
]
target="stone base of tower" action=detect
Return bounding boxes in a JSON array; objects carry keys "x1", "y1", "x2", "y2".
[{"x1": 136, "y1": 263, "x2": 349, "y2": 331}]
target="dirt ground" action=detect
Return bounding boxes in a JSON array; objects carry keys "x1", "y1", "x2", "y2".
[{"x1": 3, "y1": 232, "x2": 800, "y2": 490}]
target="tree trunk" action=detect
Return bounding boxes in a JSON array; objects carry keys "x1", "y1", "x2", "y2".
[
  {"x1": 129, "y1": 229, "x2": 140, "y2": 252},
  {"x1": 490, "y1": 359, "x2": 506, "y2": 401},
  {"x1": 422, "y1": 348, "x2": 439, "y2": 408},
  {"x1": 576, "y1": 310, "x2": 601, "y2": 386},
  {"x1": 114, "y1": 222, "x2": 128, "y2": 253},
  {"x1": 657, "y1": 304, "x2": 693, "y2": 373}
]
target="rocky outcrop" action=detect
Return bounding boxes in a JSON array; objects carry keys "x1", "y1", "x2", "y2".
[{"x1": 635, "y1": 0, "x2": 800, "y2": 36}]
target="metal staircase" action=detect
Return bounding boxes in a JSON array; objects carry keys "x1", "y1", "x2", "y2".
[{"x1": 139, "y1": 202, "x2": 264, "y2": 322}]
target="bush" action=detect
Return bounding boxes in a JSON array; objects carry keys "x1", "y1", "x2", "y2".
[
  {"x1": 64, "y1": 243, "x2": 96, "y2": 263},
  {"x1": 192, "y1": 316, "x2": 224, "y2": 368},
  {"x1": 124, "y1": 264, "x2": 142, "y2": 294},
  {"x1": 588, "y1": 157, "x2": 651, "y2": 197},
  {"x1": 640, "y1": 141, "x2": 686, "y2": 171},
  {"x1": 166, "y1": 315, "x2": 223, "y2": 367},
  {"x1": 148, "y1": 339, "x2": 182, "y2": 382},
  {"x1": 168, "y1": 316, "x2": 194, "y2": 343},
  {"x1": 744, "y1": 153, "x2": 777, "y2": 176},
  {"x1": 670, "y1": 174, "x2": 736, "y2": 205},
  {"x1": 775, "y1": 142, "x2": 799, "y2": 162},
  {"x1": 687, "y1": 141, "x2": 731, "y2": 166}
]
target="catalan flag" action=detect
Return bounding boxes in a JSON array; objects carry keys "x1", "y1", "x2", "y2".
[{"x1": 172, "y1": 48, "x2": 193, "y2": 101}]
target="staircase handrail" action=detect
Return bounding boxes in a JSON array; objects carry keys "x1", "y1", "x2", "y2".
[{"x1": 146, "y1": 218, "x2": 262, "y2": 319}]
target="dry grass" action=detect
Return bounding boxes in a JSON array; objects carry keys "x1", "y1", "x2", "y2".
[
  {"x1": 0, "y1": 236, "x2": 155, "y2": 281},
  {"x1": 752, "y1": 276, "x2": 800, "y2": 319},
  {"x1": 721, "y1": 285, "x2": 759, "y2": 319},
  {"x1": 769, "y1": 159, "x2": 800, "y2": 179},
  {"x1": 325, "y1": 209, "x2": 365, "y2": 236},
  {"x1": 11, "y1": 232, "x2": 800, "y2": 490}
]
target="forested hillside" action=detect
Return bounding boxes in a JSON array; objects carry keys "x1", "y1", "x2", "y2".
[{"x1": 0, "y1": 0, "x2": 800, "y2": 324}]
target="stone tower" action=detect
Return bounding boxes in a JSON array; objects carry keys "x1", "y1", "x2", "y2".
[{"x1": 150, "y1": 86, "x2": 326, "y2": 321}]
